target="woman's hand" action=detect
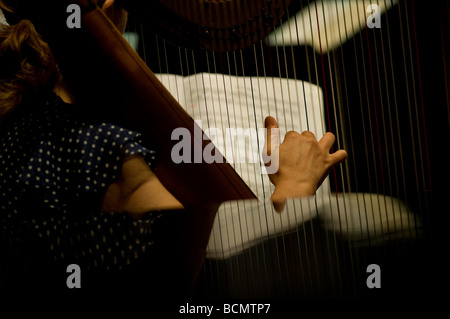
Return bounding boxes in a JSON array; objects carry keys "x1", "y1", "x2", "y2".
[{"x1": 264, "y1": 116, "x2": 347, "y2": 212}]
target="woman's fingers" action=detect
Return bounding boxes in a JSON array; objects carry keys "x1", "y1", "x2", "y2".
[
  {"x1": 264, "y1": 116, "x2": 280, "y2": 156},
  {"x1": 301, "y1": 131, "x2": 316, "y2": 139},
  {"x1": 270, "y1": 188, "x2": 287, "y2": 213},
  {"x1": 264, "y1": 116, "x2": 279, "y2": 155},
  {"x1": 263, "y1": 116, "x2": 281, "y2": 175},
  {"x1": 264, "y1": 115, "x2": 279, "y2": 130},
  {"x1": 318, "y1": 132, "x2": 336, "y2": 150},
  {"x1": 329, "y1": 149, "x2": 348, "y2": 165},
  {"x1": 318, "y1": 132, "x2": 348, "y2": 165}
]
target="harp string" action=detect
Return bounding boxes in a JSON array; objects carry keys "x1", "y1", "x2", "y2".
[
  {"x1": 297, "y1": 0, "x2": 326, "y2": 295},
  {"x1": 190, "y1": 49, "x2": 227, "y2": 292},
  {"x1": 250, "y1": 42, "x2": 282, "y2": 297},
  {"x1": 268, "y1": 6, "x2": 298, "y2": 295},
  {"x1": 403, "y1": 1, "x2": 427, "y2": 197},
  {"x1": 383, "y1": 0, "x2": 414, "y2": 264},
  {"x1": 387, "y1": 0, "x2": 423, "y2": 248},
  {"x1": 346, "y1": 0, "x2": 378, "y2": 247},
  {"x1": 308, "y1": 0, "x2": 333, "y2": 293},
  {"x1": 362, "y1": 0, "x2": 392, "y2": 243},
  {"x1": 357, "y1": 0, "x2": 382, "y2": 244},
  {"x1": 287, "y1": 1, "x2": 330, "y2": 294},
  {"x1": 206, "y1": 52, "x2": 236, "y2": 291},
  {"x1": 271, "y1": 19, "x2": 295, "y2": 294},
  {"x1": 330, "y1": 0, "x2": 358, "y2": 294},
  {"x1": 183, "y1": 49, "x2": 196, "y2": 119},
  {"x1": 331, "y1": 0, "x2": 352, "y2": 248},
  {"x1": 382, "y1": 0, "x2": 412, "y2": 238},
  {"x1": 370, "y1": 0, "x2": 396, "y2": 239},
  {"x1": 243, "y1": 56, "x2": 264, "y2": 296},
  {"x1": 363, "y1": 0, "x2": 395, "y2": 281},
  {"x1": 376, "y1": 0, "x2": 406, "y2": 240},
  {"x1": 253, "y1": 48, "x2": 287, "y2": 296},
  {"x1": 312, "y1": 0, "x2": 351, "y2": 293},
  {"x1": 252, "y1": 44, "x2": 278, "y2": 287},
  {"x1": 396, "y1": 0, "x2": 426, "y2": 237},
  {"x1": 334, "y1": 0, "x2": 362, "y2": 251},
  {"x1": 406, "y1": 0, "x2": 433, "y2": 237},
  {"x1": 238, "y1": 48, "x2": 264, "y2": 296},
  {"x1": 253, "y1": 26, "x2": 286, "y2": 296},
  {"x1": 240, "y1": 49, "x2": 274, "y2": 295},
  {"x1": 375, "y1": 0, "x2": 399, "y2": 237},
  {"x1": 367, "y1": 0, "x2": 405, "y2": 251},
  {"x1": 293, "y1": 0, "x2": 317, "y2": 295},
  {"x1": 320, "y1": 0, "x2": 357, "y2": 290},
  {"x1": 282, "y1": 4, "x2": 314, "y2": 294},
  {"x1": 220, "y1": 51, "x2": 254, "y2": 295},
  {"x1": 125, "y1": 0, "x2": 432, "y2": 297}
]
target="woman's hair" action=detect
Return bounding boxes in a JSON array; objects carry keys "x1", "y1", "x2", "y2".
[
  {"x1": 0, "y1": 9, "x2": 59, "y2": 121},
  {"x1": 0, "y1": 0, "x2": 128, "y2": 122}
]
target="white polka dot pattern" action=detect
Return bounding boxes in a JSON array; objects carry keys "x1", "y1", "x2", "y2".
[{"x1": 0, "y1": 93, "x2": 161, "y2": 273}]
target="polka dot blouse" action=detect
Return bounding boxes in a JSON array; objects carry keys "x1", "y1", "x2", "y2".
[{"x1": 0, "y1": 92, "x2": 162, "y2": 278}]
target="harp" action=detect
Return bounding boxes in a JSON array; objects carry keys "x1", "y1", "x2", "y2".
[
  {"x1": 12, "y1": 0, "x2": 446, "y2": 303},
  {"x1": 119, "y1": 0, "x2": 447, "y2": 301}
]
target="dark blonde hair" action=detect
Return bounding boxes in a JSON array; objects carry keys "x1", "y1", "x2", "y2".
[
  {"x1": 0, "y1": 0, "x2": 128, "y2": 122},
  {"x1": 0, "y1": 19, "x2": 59, "y2": 120}
]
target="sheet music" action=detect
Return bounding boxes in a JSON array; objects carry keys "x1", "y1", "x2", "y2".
[
  {"x1": 156, "y1": 72, "x2": 329, "y2": 201},
  {"x1": 266, "y1": 0, "x2": 398, "y2": 53}
]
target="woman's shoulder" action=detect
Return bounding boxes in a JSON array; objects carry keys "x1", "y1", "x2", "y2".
[
  {"x1": 0, "y1": 92, "x2": 157, "y2": 212},
  {"x1": 3, "y1": 92, "x2": 123, "y2": 137},
  {"x1": 1, "y1": 91, "x2": 156, "y2": 162}
]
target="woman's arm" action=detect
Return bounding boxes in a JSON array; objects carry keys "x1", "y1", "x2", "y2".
[
  {"x1": 101, "y1": 155, "x2": 183, "y2": 216},
  {"x1": 101, "y1": 116, "x2": 347, "y2": 216}
]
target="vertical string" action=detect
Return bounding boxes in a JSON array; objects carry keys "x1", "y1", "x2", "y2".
[
  {"x1": 410, "y1": 0, "x2": 434, "y2": 242},
  {"x1": 383, "y1": 0, "x2": 411, "y2": 237},
  {"x1": 312, "y1": 0, "x2": 349, "y2": 295},
  {"x1": 187, "y1": 47, "x2": 219, "y2": 294},
  {"x1": 261, "y1": 25, "x2": 289, "y2": 297},
  {"x1": 301, "y1": 0, "x2": 333, "y2": 296},
  {"x1": 362, "y1": 0, "x2": 391, "y2": 243},
  {"x1": 321, "y1": 0, "x2": 359, "y2": 294},
  {"x1": 369, "y1": 0, "x2": 396, "y2": 237},
  {"x1": 221, "y1": 51, "x2": 254, "y2": 297},
  {"x1": 228, "y1": 51, "x2": 261, "y2": 296},
  {"x1": 283, "y1": 3, "x2": 312, "y2": 296},
  {"x1": 396, "y1": 0, "x2": 423, "y2": 235},
  {"x1": 337, "y1": 0, "x2": 367, "y2": 248},
  {"x1": 376, "y1": 0, "x2": 404, "y2": 238},
  {"x1": 271, "y1": 3, "x2": 301, "y2": 296},
  {"x1": 209, "y1": 51, "x2": 241, "y2": 295},
  {"x1": 331, "y1": 0, "x2": 361, "y2": 294},
  {"x1": 297, "y1": 0, "x2": 324, "y2": 296},
  {"x1": 251, "y1": 43, "x2": 276, "y2": 298},
  {"x1": 127, "y1": 0, "x2": 435, "y2": 299},
  {"x1": 348, "y1": 0, "x2": 378, "y2": 245},
  {"x1": 405, "y1": 0, "x2": 432, "y2": 234}
]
